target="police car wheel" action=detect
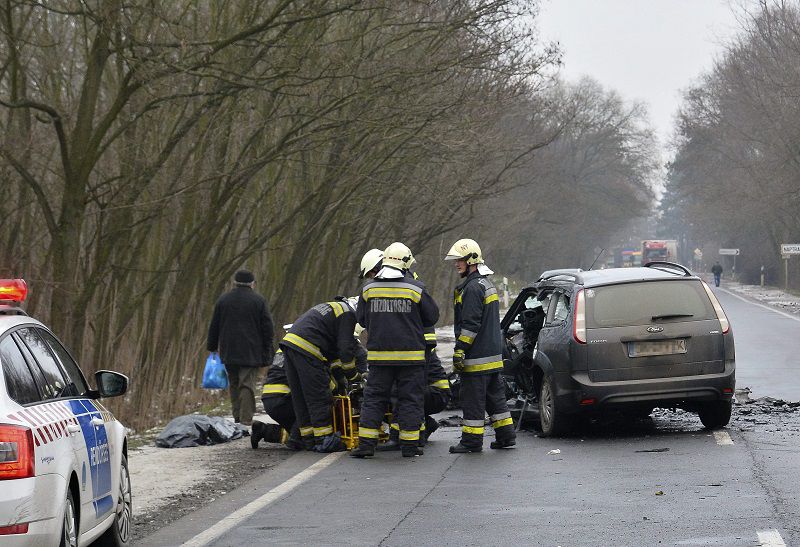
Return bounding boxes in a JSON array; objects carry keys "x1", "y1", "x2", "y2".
[
  {"x1": 96, "y1": 454, "x2": 132, "y2": 545},
  {"x1": 60, "y1": 488, "x2": 78, "y2": 547}
]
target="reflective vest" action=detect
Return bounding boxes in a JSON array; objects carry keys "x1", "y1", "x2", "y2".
[{"x1": 453, "y1": 271, "x2": 503, "y2": 375}]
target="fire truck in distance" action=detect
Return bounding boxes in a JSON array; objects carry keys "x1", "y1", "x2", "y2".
[{"x1": 641, "y1": 239, "x2": 679, "y2": 264}]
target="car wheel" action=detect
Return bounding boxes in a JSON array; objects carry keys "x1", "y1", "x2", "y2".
[
  {"x1": 60, "y1": 488, "x2": 77, "y2": 547},
  {"x1": 95, "y1": 454, "x2": 132, "y2": 546},
  {"x1": 698, "y1": 400, "x2": 732, "y2": 429},
  {"x1": 538, "y1": 374, "x2": 569, "y2": 437}
]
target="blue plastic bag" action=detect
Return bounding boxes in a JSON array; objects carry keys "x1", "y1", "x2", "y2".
[{"x1": 202, "y1": 352, "x2": 228, "y2": 389}]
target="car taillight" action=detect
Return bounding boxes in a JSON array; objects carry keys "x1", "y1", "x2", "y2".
[
  {"x1": 0, "y1": 425, "x2": 34, "y2": 480},
  {"x1": 701, "y1": 281, "x2": 730, "y2": 334},
  {"x1": 573, "y1": 288, "x2": 586, "y2": 344},
  {"x1": 0, "y1": 523, "x2": 28, "y2": 535}
]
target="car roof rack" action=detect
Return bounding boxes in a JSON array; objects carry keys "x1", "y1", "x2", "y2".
[
  {"x1": 644, "y1": 261, "x2": 693, "y2": 277},
  {"x1": 536, "y1": 268, "x2": 583, "y2": 283}
]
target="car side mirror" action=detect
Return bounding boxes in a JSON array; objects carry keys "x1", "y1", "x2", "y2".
[{"x1": 95, "y1": 370, "x2": 129, "y2": 398}]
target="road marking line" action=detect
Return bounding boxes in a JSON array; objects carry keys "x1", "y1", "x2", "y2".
[
  {"x1": 719, "y1": 288, "x2": 800, "y2": 322},
  {"x1": 757, "y1": 529, "x2": 786, "y2": 546},
  {"x1": 182, "y1": 452, "x2": 344, "y2": 546},
  {"x1": 713, "y1": 431, "x2": 734, "y2": 445}
]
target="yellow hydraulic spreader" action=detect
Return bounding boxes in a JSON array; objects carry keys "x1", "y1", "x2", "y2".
[{"x1": 332, "y1": 394, "x2": 391, "y2": 450}]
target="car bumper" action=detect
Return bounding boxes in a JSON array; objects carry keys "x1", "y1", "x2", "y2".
[
  {"x1": 556, "y1": 360, "x2": 736, "y2": 412},
  {"x1": 0, "y1": 474, "x2": 66, "y2": 544}
]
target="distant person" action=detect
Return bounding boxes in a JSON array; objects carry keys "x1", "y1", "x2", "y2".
[
  {"x1": 711, "y1": 262, "x2": 723, "y2": 287},
  {"x1": 207, "y1": 270, "x2": 275, "y2": 427}
]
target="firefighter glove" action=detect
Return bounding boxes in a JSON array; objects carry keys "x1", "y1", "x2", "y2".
[{"x1": 453, "y1": 349, "x2": 465, "y2": 372}]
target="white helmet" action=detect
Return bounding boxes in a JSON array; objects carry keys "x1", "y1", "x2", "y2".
[
  {"x1": 359, "y1": 249, "x2": 384, "y2": 278},
  {"x1": 444, "y1": 238, "x2": 483, "y2": 265},
  {"x1": 383, "y1": 242, "x2": 415, "y2": 270}
]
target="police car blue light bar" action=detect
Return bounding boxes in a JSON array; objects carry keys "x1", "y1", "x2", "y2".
[{"x1": 0, "y1": 279, "x2": 27, "y2": 302}]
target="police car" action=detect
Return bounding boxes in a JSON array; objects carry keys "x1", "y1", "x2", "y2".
[{"x1": 0, "y1": 279, "x2": 131, "y2": 546}]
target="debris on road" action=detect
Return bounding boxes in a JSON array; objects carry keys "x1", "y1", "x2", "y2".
[
  {"x1": 635, "y1": 448, "x2": 669, "y2": 453},
  {"x1": 547, "y1": 449, "x2": 561, "y2": 455}
]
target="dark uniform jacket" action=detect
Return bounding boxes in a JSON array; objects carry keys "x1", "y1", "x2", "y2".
[
  {"x1": 279, "y1": 300, "x2": 359, "y2": 367},
  {"x1": 207, "y1": 286, "x2": 274, "y2": 367},
  {"x1": 424, "y1": 327, "x2": 449, "y2": 393},
  {"x1": 453, "y1": 270, "x2": 503, "y2": 375},
  {"x1": 357, "y1": 270, "x2": 439, "y2": 366}
]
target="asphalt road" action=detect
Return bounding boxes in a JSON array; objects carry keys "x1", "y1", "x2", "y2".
[
  {"x1": 714, "y1": 286, "x2": 800, "y2": 400},
  {"x1": 139, "y1": 287, "x2": 800, "y2": 547}
]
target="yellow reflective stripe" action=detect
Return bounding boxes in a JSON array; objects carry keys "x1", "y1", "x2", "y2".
[
  {"x1": 329, "y1": 378, "x2": 337, "y2": 391},
  {"x1": 400, "y1": 430, "x2": 420, "y2": 441},
  {"x1": 462, "y1": 425, "x2": 485, "y2": 435},
  {"x1": 314, "y1": 425, "x2": 333, "y2": 437},
  {"x1": 340, "y1": 360, "x2": 355, "y2": 370},
  {"x1": 359, "y1": 427, "x2": 381, "y2": 439},
  {"x1": 262, "y1": 384, "x2": 290, "y2": 395},
  {"x1": 330, "y1": 360, "x2": 342, "y2": 369},
  {"x1": 390, "y1": 423, "x2": 400, "y2": 430},
  {"x1": 326, "y1": 301, "x2": 344, "y2": 317},
  {"x1": 462, "y1": 360, "x2": 503, "y2": 373},
  {"x1": 282, "y1": 333, "x2": 324, "y2": 361},
  {"x1": 368, "y1": 350, "x2": 425, "y2": 361},
  {"x1": 453, "y1": 291, "x2": 463, "y2": 305},
  {"x1": 430, "y1": 379, "x2": 450, "y2": 389},
  {"x1": 458, "y1": 334, "x2": 475, "y2": 344},
  {"x1": 484, "y1": 293, "x2": 499, "y2": 304},
  {"x1": 424, "y1": 333, "x2": 437, "y2": 341},
  {"x1": 300, "y1": 426, "x2": 314, "y2": 436},
  {"x1": 492, "y1": 417, "x2": 514, "y2": 429},
  {"x1": 363, "y1": 288, "x2": 421, "y2": 303}
]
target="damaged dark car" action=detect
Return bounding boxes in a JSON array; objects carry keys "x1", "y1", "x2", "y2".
[{"x1": 502, "y1": 262, "x2": 736, "y2": 436}]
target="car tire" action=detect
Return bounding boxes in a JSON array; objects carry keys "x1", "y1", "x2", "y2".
[
  {"x1": 60, "y1": 487, "x2": 78, "y2": 547},
  {"x1": 538, "y1": 374, "x2": 569, "y2": 437},
  {"x1": 699, "y1": 400, "x2": 732, "y2": 429},
  {"x1": 95, "y1": 454, "x2": 133, "y2": 546}
]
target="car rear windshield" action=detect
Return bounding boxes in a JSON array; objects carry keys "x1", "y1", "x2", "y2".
[{"x1": 585, "y1": 280, "x2": 716, "y2": 328}]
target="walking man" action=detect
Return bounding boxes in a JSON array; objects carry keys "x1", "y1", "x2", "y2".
[
  {"x1": 444, "y1": 239, "x2": 516, "y2": 453},
  {"x1": 711, "y1": 261, "x2": 723, "y2": 287},
  {"x1": 207, "y1": 269, "x2": 274, "y2": 427}
]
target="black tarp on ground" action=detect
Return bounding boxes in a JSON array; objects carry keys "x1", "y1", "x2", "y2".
[{"x1": 155, "y1": 415, "x2": 250, "y2": 448}]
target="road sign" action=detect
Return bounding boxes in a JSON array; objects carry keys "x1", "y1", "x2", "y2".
[
  {"x1": 693, "y1": 248, "x2": 703, "y2": 259},
  {"x1": 780, "y1": 244, "x2": 800, "y2": 255},
  {"x1": 719, "y1": 248, "x2": 740, "y2": 256}
]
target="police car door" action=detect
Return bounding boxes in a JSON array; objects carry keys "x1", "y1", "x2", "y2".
[{"x1": 16, "y1": 327, "x2": 113, "y2": 531}]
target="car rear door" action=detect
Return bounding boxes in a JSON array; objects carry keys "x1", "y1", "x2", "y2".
[{"x1": 583, "y1": 280, "x2": 725, "y2": 382}]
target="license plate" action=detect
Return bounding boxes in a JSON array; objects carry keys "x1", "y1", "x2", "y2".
[{"x1": 628, "y1": 339, "x2": 687, "y2": 357}]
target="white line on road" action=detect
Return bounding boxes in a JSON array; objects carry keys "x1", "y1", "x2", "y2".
[
  {"x1": 757, "y1": 529, "x2": 786, "y2": 546},
  {"x1": 182, "y1": 452, "x2": 344, "y2": 546},
  {"x1": 713, "y1": 431, "x2": 734, "y2": 445},
  {"x1": 719, "y1": 288, "x2": 800, "y2": 322}
]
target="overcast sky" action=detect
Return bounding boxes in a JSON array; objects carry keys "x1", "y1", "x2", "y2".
[{"x1": 536, "y1": 0, "x2": 755, "y2": 148}]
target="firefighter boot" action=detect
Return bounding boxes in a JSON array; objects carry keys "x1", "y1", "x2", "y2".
[
  {"x1": 302, "y1": 435, "x2": 316, "y2": 451},
  {"x1": 401, "y1": 443, "x2": 423, "y2": 457},
  {"x1": 376, "y1": 428, "x2": 400, "y2": 451},
  {"x1": 490, "y1": 437, "x2": 517, "y2": 449},
  {"x1": 423, "y1": 416, "x2": 439, "y2": 441},
  {"x1": 250, "y1": 421, "x2": 265, "y2": 449},
  {"x1": 350, "y1": 442, "x2": 376, "y2": 458},
  {"x1": 449, "y1": 443, "x2": 482, "y2": 454}
]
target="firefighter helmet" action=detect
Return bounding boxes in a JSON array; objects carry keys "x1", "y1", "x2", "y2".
[
  {"x1": 444, "y1": 238, "x2": 483, "y2": 265},
  {"x1": 383, "y1": 242, "x2": 415, "y2": 270},
  {"x1": 359, "y1": 248, "x2": 384, "y2": 278}
]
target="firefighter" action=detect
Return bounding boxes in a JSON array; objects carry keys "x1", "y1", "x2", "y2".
[
  {"x1": 359, "y1": 248, "x2": 384, "y2": 280},
  {"x1": 350, "y1": 242, "x2": 439, "y2": 458},
  {"x1": 251, "y1": 349, "x2": 303, "y2": 450},
  {"x1": 280, "y1": 297, "x2": 362, "y2": 453},
  {"x1": 445, "y1": 238, "x2": 516, "y2": 453}
]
